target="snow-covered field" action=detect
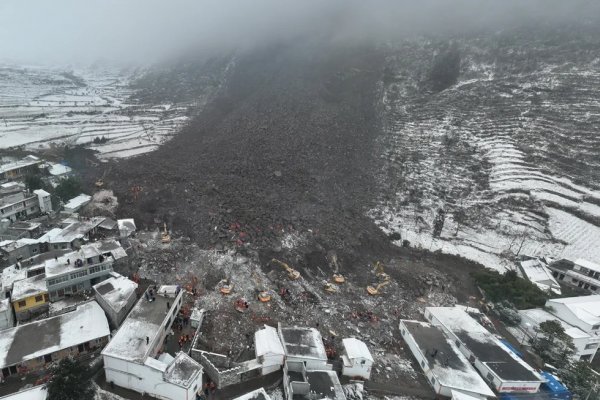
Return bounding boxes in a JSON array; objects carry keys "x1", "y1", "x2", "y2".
[
  {"x1": 370, "y1": 38, "x2": 600, "y2": 272},
  {"x1": 0, "y1": 65, "x2": 205, "y2": 159}
]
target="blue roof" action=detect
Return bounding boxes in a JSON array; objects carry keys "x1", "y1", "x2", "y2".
[{"x1": 540, "y1": 371, "x2": 569, "y2": 394}]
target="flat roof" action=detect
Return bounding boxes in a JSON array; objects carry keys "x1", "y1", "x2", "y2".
[
  {"x1": 519, "y1": 259, "x2": 560, "y2": 292},
  {"x1": 8, "y1": 221, "x2": 42, "y2": 231},
  {"x1": 547, "y1": 295, "x2": 600, "y2": 325},
  {"x1": 0, "y1": 157, "x2": 41, "y2": 175},
  {"x1": 342, "y1": 338, "x2": 373, "y2": 362},
  {"x1": 164, "y1": 352, "x2": 203, "y2": 388},
  {"x1": 0, "y1": 385, "x2": 47, "y2": 400},
  {"x1": 102, "y1": 286, "x2": 180, "y2": 363},
  {"x1": 401, "y1": 320, "x2": 495, "y2": 397},
  {"x1": 519, "y1": 308, "x2": 589, "y2": 339},
  {"x1": 63, "y1": 194, "x2": 91, "y2": 211},
  {"x1": 93, "y1": 274, "x2": 137, "y2": 314},
  {"x1": 0, "y1": 301, "x2": 109, "y2": 368},
  {"x1": 44, "y1": 241, "x2": 121, "y2": 278},
  {"x1": 575, "y1": 259, "x2": 600, "y2": 274},
  {"x1": 11, "y1": 274, "x2": 47, "y2": 302},
  {"x1": 233, "y1": 388, "x2": 271, "y2": 400},
  {"x1": 44, "y1": 217, "x2": 105, "y2": 244},
  {"x1": 279, "y1": 325, "x2": 327, "y2": 361},
  {"x1": 427, "y1": 307, "x2": 543, "y2": 383},
  {"x1": 304, "y1": 370, "x2": 346, "y2": 399},
  {"x1": 255, "y1": 325, "x2": 285, "y2": 357}
]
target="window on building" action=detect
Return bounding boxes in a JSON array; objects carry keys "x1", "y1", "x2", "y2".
[
  {"x1": 34, "y1": 295, "x2": 43, "y2": 302},
  {"x1": 584, "y1": 343, "x2": 598, "y2": 350},
  {"x1": 401, "y1": 329, "x2": 405, "y2": 336},
  {"x1": 455, "y1": 340, "x2": 460, "y2": 347},
  {"x1": 17, "y1": 300, "x2": 26, "y2": 307},
  {"x1": 592, "y1": 325, "x2": 600, "y2": 331},
  {"x1": 420, "y1": 360, "x2": 425, "y2": 368},
  {"x1": 430, "y1": 376, "x2": 435, "y2": 384},
  {"x1": 32, "y1": 248, "x2": 37, "y2": 253},
  {"x1": 44, "y1": 294, "x2": 49, "y2": 302},
  {"x1": 486, "y1": 372, "x2": 494, "y2": 382}
]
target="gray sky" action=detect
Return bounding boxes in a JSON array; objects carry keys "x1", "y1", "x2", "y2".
[{"x1": 0, "y1": 0, "x2": 597, "y2": 65}]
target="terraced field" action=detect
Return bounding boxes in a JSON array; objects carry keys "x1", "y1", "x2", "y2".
[
  {"x1": 0, "y1": 64, "x2": 226, "y2": 159},
  {"x1": 369, "y1": 29, "x2": 600, "y2": 271}
]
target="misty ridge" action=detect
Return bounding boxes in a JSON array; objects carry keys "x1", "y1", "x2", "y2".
[{"x1": 1, "y1": 0, "x2": 599, "y2": 66}]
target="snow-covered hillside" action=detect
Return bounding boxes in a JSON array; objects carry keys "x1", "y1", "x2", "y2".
[
  {"x1": 370, "y1": 36, "x2": 600, "y2": 271},
  {"x1": 0, "y1": 65, "x2": 211, "y2": 159}
]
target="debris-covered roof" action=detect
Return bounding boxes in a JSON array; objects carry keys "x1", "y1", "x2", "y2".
[
  {"x1": 255, "y1": 325, "x2": 284, "y2": 357},
  {"x1": 0, "y1": 301, "x2": 109, "y2": 368},
  {"x1": 401, "y1": 320, "x2": 495, "y2": 398},
  {"x1": 342, "y1": 338, "x2": 373, "y2": 362},
  {"x1": 233, "y1": 388, "x2": 272, "y2": 400},
  {"x1": 278, "y1": 324, "x2": 327, "y2": 361},
  {"x1": 519, "y1": 308, "x2": 589, "y2": 339},
  {"x1": 117, "y1": 218, "x2": 136, "y2": 237},
  {"x1": 519, "y1": 259, "x2": 561, "y2": 294},
  {"x1": 426, "y1": 307, "x2": 543, "y2": 383},
  {"x1": 48, "y1": 163, "x2": 72, "y2": 176},
  {"x1": 102, "y1": 286, "x2": 180, "y2": 363},
  {"x1": 93, "y1": 273, "x2": 137, "y2": 314},
  {"x1": 163, "y1": 352, "x2": 203, "y2": 388},
  {"x1": 11, "y1": 274, "x2": 47, "y2": 302}
]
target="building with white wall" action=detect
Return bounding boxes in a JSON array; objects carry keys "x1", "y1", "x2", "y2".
[
  {"x1": 519, "y1": 259, "x2": 561, "y2": 295},
  {"x1": 102, "y1": 285, "x2": 203, "y2": 400},
  {"x1": 277, "y1": 324, "x2": 329, "y2": 370},
  {"x1": 33, "y1": 189, "x2": 52, "y2": 214},
  {"x1": 548, "y1": 259, "x2": 600, "y2": 294},
  {"x1": 425, "y1": 306, "x2": 544, "y2": 394},
  {"x1": 519, "y1": 308, "x2": 600, "y2": 362},
  {"x1": 341, "y1": 338, "x2": 373, "y2": 380},
  {"x1": 93, "y1": 272, "x2": 138, "y2": 328},
  {"x1": 400, "y1": 320, "x2": 495, "y2": 399},
  {"x1": 63, "y1": 194, "x2": 91, "y2": 214},
  {"x1": 255, "y1": 324, "x2": 285, "y2": 375}
]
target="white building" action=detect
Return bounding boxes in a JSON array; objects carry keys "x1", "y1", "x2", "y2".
[
  {"x1": 102, "y1": 285, "x2": 203, "y2": 400},
  {"x1": 400, "y1": 320, "x2": 495, "y2": 400},
  {"x1": 0, "y1": 191, "x2": 40, "y2": 222},
  {"x1": 277, "y1": 324, "x2": 329, "y2": 370},
  {"x1": 33, "y1": 189, "x2": 52, "y2": 214},
  {"x1": 93, "y1": 272, "x2": 138, "y2": 328},
  {"x1": 519, "y1": 259, "x2": 561, "y2": 295},
  {"x1": 0, "y1": 298, "x2": 14, "y2": 330},
  {"x1": 63, "y1": 194, "x2": 91, "y2": 214},
  {"x1": 233, "y1": 388, "x2": 272, "y2": 400},
  {"x1": 255, "y1": 325, "x2": 285, "y2": 375},
  {"x1": 548, "y1": 258, "x2": 600, "y2": 293},
  {"x1": 341, "y1": 338, "x2": 373, "y2": 380},
  {"x1": 117, "y1": 218, "x2": 136, "y2": 238},
  {"x1": 519, "y1": 308, "x2": 600, "y2": 362},
  {"x1": 425, "y1": 306, "x2": 544, "y2": 394},
  {"x1": 0, "y1": 301, "x2": 109, "y2": 378},
  {"x1": 545, "y1": 295, "x2": 600, "y2": 361},
  {"x1": 0, "y1": 385, "x2": 47, "y2": 400}
]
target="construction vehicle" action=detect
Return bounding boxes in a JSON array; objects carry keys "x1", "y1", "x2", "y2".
[
  {"x1": 161, "y1": 223, "x2": 171, "y2": 244},
  {"x1": 218, "y1": 279, "x2": 233, "y2": 295},
  {"x1": 323, "y1": 281, "x2": 337, "y2": 293},
  {"x1": 271, "y1": 258, "x2": 301, "y2": 280},
  {"x1": 374, "y1": 261, "x2": 390, "y2": 282},
  {"x1": 258, "y1": 291, "x2": 272, "y2": 302},
  {"x1": 328, "y1": 252, "x2": 345, "y2": 284},
  {"x1": 367, "y1": 280, "x2": 391, "y2": 295},
  {"x1": 251, "y1": 271, "x2": 272, "y2": 302}
]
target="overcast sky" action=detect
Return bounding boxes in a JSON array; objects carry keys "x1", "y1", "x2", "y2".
[{"x1": 0, "y1": 0, "x2": 598, "y2": 65}]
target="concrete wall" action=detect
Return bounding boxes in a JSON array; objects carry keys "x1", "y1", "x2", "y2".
[
  {"x1": 95, "y1": 286, "x2": 137, "y2": 328},
  {"x1": 341, "y1": 357, "x2": 372, "y2": 380},
  {"x1": 0, "y1": 301, "x2": 14, "y2": 330},
  {"x1": 104, "y1": 356, "x2": 200, "y2": 400},
  {"x1": 190, "y1": 349, "x2": 243, "y2": 389}
]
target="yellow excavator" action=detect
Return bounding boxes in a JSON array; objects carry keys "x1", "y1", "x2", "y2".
[
  {"x1": 323, "y1": 281, "x2": 338, "y2": 293},
  {"x1": 252, "y1": 271, "x2": 272, "y2": 302},
  {"x1": 374, "y1": 261, "x2": 390, "y2": 282},
  {"x1": 367, "y1": 280, "x2": 391, "y2": 295},
  {"x1": 271, "y1": 258, "x2": 301, "y2": 280},
  {"x1": 219, "y1": 279, "x2": 233, "y2": 295},
  {"x1": 161, "y1": 223, "x2": 171, "y2": 244},
  {"x1": 328, "y1": 252, "x2": 345, "y2": 283}
]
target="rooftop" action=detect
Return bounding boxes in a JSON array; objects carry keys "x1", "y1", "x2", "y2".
[
  {"x1": 0, "y1": 156, "x2": 41, "y2": 175},
  {"x1": 163, "y1": 352, "x2": 203, "y2": 388},
  {"x1": 278, "y1": 325, "x2": 328, "y2": 361},
  {"x1": 342, "y1": 338, "x2": 373, "y2": 362},
  {"x1": 0, "y1": 238, "x2": 39, "y2": 253},
  {"x1": 233, "y1": 388, "x2": 272, "y2": 400},
  {"x1": 102, "y1": 286, "x2": 181, "y2": 363},
  {"x1": 117, "y1": 218, "x2": 136, "y2": 237},
  {"x1": 43, "y1": 217, "x2": 105, "y2": 244},
  {"x1": 401, "y1": 320, "x2": 495, "y2": 397},
  {"x1": 93, "y1": 273, "x2": 138, "y2": 314},
  {"x1": 0, "y1": 301, "x2": 109, "y2": 368},
  {"x1": 519, "y1": 259, "x2": 561, "y2": 294},
  {"x1": 304, "y1": 370, "x2": 346, "y2": 399},
  {"x1": 547, "y1": 295, "x2": 600, "y2": 325},
  {"x1": 48, "y1": 163, "x2": 72, "y2": 176},
  {"x1": 255, "y1": 325, "x2": 285, "y2": 357},
  {"x1": 8, "y1": 221, "x2": 42, "y2": 231},
  {"x1": 32, "y1": 189, "x2": 50, "y2": 197},
  {"x1": 44, "y1": 247, "x2": 113, "y2": 279},
  {"x1": 0, "y1": 385, "x2": 47, "y2": 400},
  {"x1": 574, "y1": 259, "x2": 600, "y2": 274},
  {"x1": 519, "y1": 308, "x2": 589, "y2": 339},
  {"x1": 63, "y1": 194, "x2": 91, "y2": 211},
  {"x1": 11, "y1": 274, "x2": 47, "y2": 302},
  {"x1": 427, "y1": 307, "x2": 543, "y2": 383}
]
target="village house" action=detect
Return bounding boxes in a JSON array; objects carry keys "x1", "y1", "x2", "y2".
[
  {"x1": 518, "y1": 258, "x2": 561, "y2": 295},
  {"x1": 400, "y1": 320, "x2": 496, "y2": 400},
  {"x1": 1, "y1": 221, "x2": 43, "y2": 240},
  {"x1": 62, "y1": 193, "x2": 91, "y2": 214},
  {"x1": 0, "y1": 301, "x2": 109, "y2": 379},
  {"x1": 425, "y1": 306, "x2": 544, "y2": 394},
  {"x1": 102, "y1": 285, "x2": 203, "y2": 400},
  {"x1": 38, "y1": 216, "x2": 107, "y2": 251},
  {"x1": 518, "y1": 308, "x2": 600, "y2": 362},
  {"x1": 544, "y1": 295, "x2": 600, "y2": 361},
  {"x1": 0, "y1": 298, "x2": 14, "y2": 330},
  {"x1": 548, "y1": 258, "x2": 600, "y2": 294},
  {"x1": 255, "y1": 324, "x2": 286, "y2": 375},
  {"x1": 282, "y1": 362, "x2": 346, "y2": 400},
  {"x1": 278, "y1": 324, "x2": 329, "y2": 370},
  {"x1": 33, "y1": 189, "x2": 52, "y2": 214},
  {"x1": 340, "y1": 338, "x2": 373, "y2": 380},
  {"x1": 0, "y1": 190, "x2": 40, "y2": 223},
  {"x1": 10, "y1": 273, "x2": 48, "y2": 322},
  {"x1": 0, "y1": 238, "x2": 41, "y2": 268},
  {"x1": 0, "y1": 156, "x2": 42, "y2": 183},
  {"x1": 93, "y1": 272, "x2": 138, "y2": 328}
]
